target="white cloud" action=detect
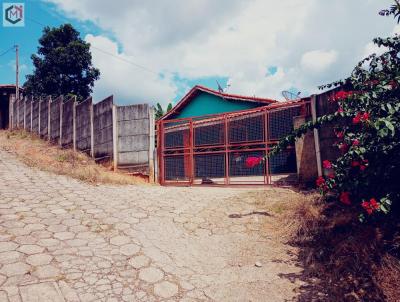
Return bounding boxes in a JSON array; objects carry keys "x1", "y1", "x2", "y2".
[
  {"x1": 85, "y1": 34, "x2": 177, "y2": 106},
  {"x1": 362, "y1": 42, "x2": 387, "y2": 58},
  {"x1": 300, "y1": 50, "x2": 338, "y2": 73},
  {"x1": 45, "y1": 0, "x2": 397, "y2": 103}
]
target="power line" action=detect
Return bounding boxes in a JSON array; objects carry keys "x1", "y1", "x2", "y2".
[
  {"x1": 25, "y1": 16, "x2": 161, "y2": 76},
  {"x1": 0, "y1": 46, "x2": 15, "y2": 57}
]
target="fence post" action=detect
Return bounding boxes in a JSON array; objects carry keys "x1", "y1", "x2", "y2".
[
  {"x1": 112, "y1": 104, "x2": 118, "y2": 171},
  {"x1": 9, "y1": 95, "x2": 13, "y2": 130},
  {"x1": 47, "y1": 97, "x2": 51, "y2": 141},
  {"x1": 72, "y1": 97, "x2": 77, "y2": 152},
  {"x1": 38, "y1": 98, "x2": 41, "y2": 135},
  {"x1": 311, "y1": 94, "x2": 322, "y2": 176},
  {"x1": 30, "y1": 96, "x2": 33, "y2": 132},
  {"x1": 23, "y1": 97, "x2": 26, "y2": 130},
  {"x1": 148, "y1": 106, "x2": 155, "y2": 183},
  {"x1": 59, "y1": 96, "x2": 63, "y2": 146},
  {"x1": 90, "y1": 102, "x2": 94, "y2": 158}
]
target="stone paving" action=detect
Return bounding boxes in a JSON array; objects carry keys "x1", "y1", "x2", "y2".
[{"x1": 0, "y1": 149, "x2": 303, "y2": 301}]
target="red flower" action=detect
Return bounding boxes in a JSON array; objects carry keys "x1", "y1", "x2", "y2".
[
  {"x1": 362, "y1": 198, "x2": 380, "y2": 215},
  {"x1": 353, "y1": 113, "x2": 361, "y2": 124},
  {"x1": 336, "y1": 131, "x2": 344, "y2": 139},
  {"x1": 316, "y1": 176, "x2": 325, "y2": 187},
  {"x1": 245, "y1": 156, "x2": 263, "y2": 168},
  {"x1": 352, "y1": 139, "x2": 360, "y2": 146},
  {"x1": 323, "y1": 160, "x2": 332, "y2": 169},
  {"x1": 339, "y1": 143, "x2": 349, "y2": 153},
  {"x1": 361, "y1": 201, "x2": 373, "y2": 215},
  {"x1": 369, "y1": 198, "x2": 379, "y2": 209},
  {"x1": 331, "y1": 91, "x2": 353, "y2": 102},
  {"x1": 353, "y1": 112, "x2": 370, "y2": 124},
  {"x1": 351, "y1": 161, "x2": 360, "y2": 167},
  {"x1": 337, "y1": 107, "x2": 344, "y2": 114},
  {"x1": 340, "y1": 192, "x2": 351, "y2": 205},
  {"x1": 361, "y1": 112, "x2": 370, "y2": 121}
]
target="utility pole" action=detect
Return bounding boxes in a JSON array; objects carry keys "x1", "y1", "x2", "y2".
[{"x1": 15, "y1": 45, "x2": 19, "y2": 100}]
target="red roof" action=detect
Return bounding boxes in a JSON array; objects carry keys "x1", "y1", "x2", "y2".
[
  {"x1": 160, "y1": 85, "x2": 277, "y2": 120},
  {"x1": 0, "y1": 84, "x2": 24, "y2": 90}
]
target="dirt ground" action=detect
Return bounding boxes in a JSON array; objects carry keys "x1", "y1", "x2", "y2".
[{"x1": 0, "y1": 136, "x2": 308, "y2": 301}]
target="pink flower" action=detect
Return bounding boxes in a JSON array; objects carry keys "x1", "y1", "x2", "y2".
[
  {"x1": 337, "y1": 107, "x2": 344, "y2": 114},
  {"x1": 352, "y1": 139, "x2": 360, "y2": 146}
]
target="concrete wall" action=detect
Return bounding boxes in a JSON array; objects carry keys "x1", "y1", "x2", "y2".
[
  {"x1": 315, "y1": 90, "x2": 342, "y2": 164},
  {"x1": 18, "y1": 99, "x2": 24, "y2": 128},
  {"x1": 75, "y1": 97, "x2": 92, "y2": 154},
  {"x1": 61, "y1": 97, "x2": 74, "y2": 148},
  {"x1": 24, "y1": 98, "x2": 31, "y2": 131},
  {"x1": 93, "y1": 96, "x2": 114, "y2": 161},
  {"x1": 39, "y1": 98, "x2": 49, "y2": 138},
  {"x1": 9, "y1": 94, "x2": 156, "y2": 179},
  {"x1": 49, "y1": 96, "x2": 62, "y2": 142},
  {"x1": 294, "y1": 116, "x2": 318, "y2": 187},
  {"x1": 32, "y1": 99, "x2": 39, "y2": 134},
  {"x1": 116, "y1": 104, "x2": 152, "y2": 175}
]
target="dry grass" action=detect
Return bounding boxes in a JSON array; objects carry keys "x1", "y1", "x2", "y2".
[
  {"x1": 0, "y1": 130, "x2": 148, "y2": 185},
  {"x1": 272, "y1": 192, "x2": 400, "y2": 302}
]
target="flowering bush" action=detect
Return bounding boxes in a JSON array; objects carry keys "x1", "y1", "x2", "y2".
[
  {"x1": 245, "y1": 156, "x2": 263, "y2": 168},
  {"x1": 269, "y1": 10, "x2": 400, "y2": 222}
]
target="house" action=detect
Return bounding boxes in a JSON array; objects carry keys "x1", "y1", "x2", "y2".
[
  {"x1": 157, "y1": 85, "x2": 307, "y2": 186},
  {"x1": 160, "y1": 85, "x2": 276, "y2": 120},
  {"x1": 0, "y1": 84, "x2": 23, "y2": 129}
]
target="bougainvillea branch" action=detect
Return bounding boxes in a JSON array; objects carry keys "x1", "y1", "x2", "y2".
[{"x1": 267, "y1": 11, "x2": 400, "y2": 222}]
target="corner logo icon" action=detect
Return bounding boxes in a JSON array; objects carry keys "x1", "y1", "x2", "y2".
[{"x1": 3, "y1": 3, "x2": 25, "y2": 27}]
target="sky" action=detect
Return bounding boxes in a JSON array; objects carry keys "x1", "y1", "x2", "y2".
[{"x1": 0, "y1": 0, "x2": 399, "y2": 106}]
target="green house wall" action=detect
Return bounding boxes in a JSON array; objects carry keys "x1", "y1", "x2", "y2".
[{"x1": 171, "y1": 91, "x2": 263, "y2": 119}]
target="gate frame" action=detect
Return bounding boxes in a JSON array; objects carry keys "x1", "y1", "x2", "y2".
[{"x1": 158, "y1": 99, "x2": 311, "y2": 186}]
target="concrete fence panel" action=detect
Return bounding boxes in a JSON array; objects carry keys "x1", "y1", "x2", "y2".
[
  {"x1": 12, "y1": 98, "x2": 18, "y2": 129},
  {"x1": 32, "y1": 99, "x2": 39, "y2": 134},
  {"x1": 24, "y1": 98, "x2": 32, "y2": 131},
  {"x1": 49, "y1": 96, "x2": 62, "y2": 142},
  {"x1": 75, "y1": 97, "x2": 92, "y2": 154},
  {"x1": 39, "y1": 98, "x2": 49, "y2": 138},
  {"x1": 116, "y1": 104, "x2": 151, "y2": 174},
  {"x1": 18, "y1": 99, "x2": 24, "y2": 128},
  {"x1": 93, "y1": 96, "x2": 114, "y2": 161},
  {"x1": 61, "y1": 97, "x2": 75, "y2": 148}
]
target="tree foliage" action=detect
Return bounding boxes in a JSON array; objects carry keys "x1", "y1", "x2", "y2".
[
  {"x1": 155, "y1": 102, "x2": 173, "y2": 120},
  {"x1": 24, "y1": 24, "x2": 100, "y2": 102},
  {"x1": 270, "y1": 3, "x2": 400, "y2": 222}
]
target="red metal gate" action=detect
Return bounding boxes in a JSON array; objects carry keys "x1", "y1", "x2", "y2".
[{"x1": 158, "y1": 100, "x2": 310, "y2": 186}]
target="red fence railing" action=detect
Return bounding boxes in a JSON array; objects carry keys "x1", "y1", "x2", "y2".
[{"x1": 158, "y1": 100, "x2": 310, "y2": 186}]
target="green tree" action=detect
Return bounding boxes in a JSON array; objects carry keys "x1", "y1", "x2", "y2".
[
  {"x1": 24, "y1": 24, "x2": 100, "y2": 101},
  {"x1": 155, "y1": 102, "x2": 173, "y2": 120}
]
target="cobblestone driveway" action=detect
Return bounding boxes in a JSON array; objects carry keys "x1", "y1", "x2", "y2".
[{"x1": 0, "y1": 150, "x2": 302, "y2": 301}]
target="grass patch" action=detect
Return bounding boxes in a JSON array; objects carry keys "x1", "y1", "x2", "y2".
[
  {"x1": 279, "y1": 194, "x2": 400, "y2": 301},
  {"x1": 0, "y1": 129, "x2": 148, "y2": 186}
]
